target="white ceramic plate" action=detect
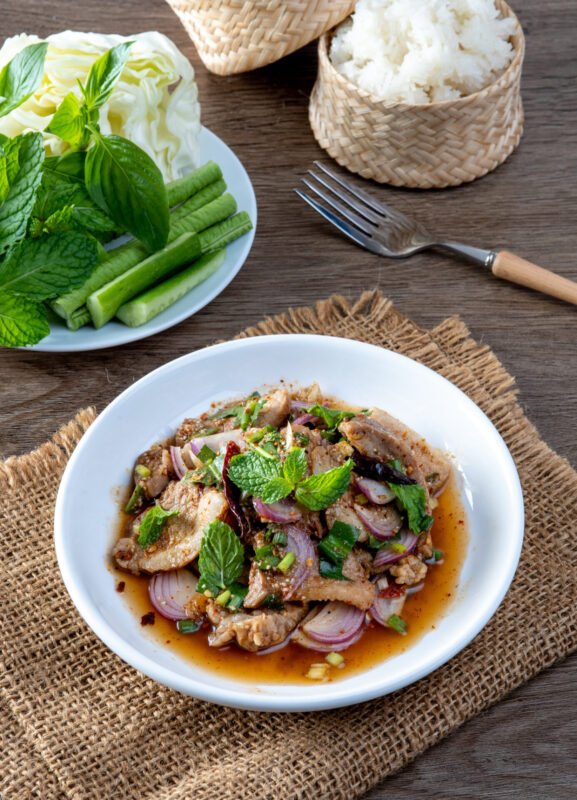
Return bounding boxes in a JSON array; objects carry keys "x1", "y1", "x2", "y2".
[
  {"x1": 54, "y1": 335, "x2": 524, "y2": 712},
  {"x1": 31, "y1": 127, "x2": 256, "y2": 352}
]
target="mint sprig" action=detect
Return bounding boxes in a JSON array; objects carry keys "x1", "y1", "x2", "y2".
[
  {"x1": 306, "y1": 403, "x2": 355, "y2": 432},
  {"x1": 197, "y1": 520, "x2": 245, "y2": 597},
  {"x1": 228, "y1": 448, "x2": 353, "y2": 511}
]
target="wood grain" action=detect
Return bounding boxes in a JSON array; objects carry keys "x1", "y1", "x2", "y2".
[{"x1": 1, "y1": 1, "x2": 576, "y2": 797}]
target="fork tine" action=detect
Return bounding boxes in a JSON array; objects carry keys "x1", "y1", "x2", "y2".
[
  {"x1": 306, "y1": 169, "x2": 383, "y2": 226},
  {"x1": 294, "y1": 189, "x2": 384, "y2": 256},
  {"x1": 313, "y1": 160, "x2": 410, "y2": 225},
  {"x1": 301, "y1": 177, "x2": 376, "y2": 236}
]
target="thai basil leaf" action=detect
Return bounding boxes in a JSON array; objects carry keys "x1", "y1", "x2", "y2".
[
  {"x1": 85, "y1": 129, "x2": 169, "y2": 251},
  {"x1": 43, "y1": 152, "x2": 87, "y2": 185},
  {"x1": 83, "y1": 42, "x2": 133, "y2": 111},
  {"x1": 0, "y1": 42, "x2": 48, "y2": 118},
  {"x1": 47, "y1": 92, "x2": 91, "y2": 148}
]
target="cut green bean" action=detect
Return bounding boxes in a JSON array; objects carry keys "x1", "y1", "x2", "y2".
[
  {"x1": 198, "y1": 212, "x2": 253, "y2": 253},
  {"x1": 166, "y1": 161, "x2": 223, "y2": 207},
  {"x1": 87, "y1": 232, "x2": 201, "y2": 329},
  {"x1": 170, "y1": 179, "x2": 226, "y2": 224},
  {"x1": 65, "y1": 306, "x2": 91, "y2": 331},
  {"x1": 52, "y1": 193, "x2": 236, "y2": 320},
  {"x1": 116, "y1": 249, "x2": 226, "y2": 327}
]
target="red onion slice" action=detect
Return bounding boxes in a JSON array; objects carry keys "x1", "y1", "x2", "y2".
[
  {"x1": 354, "y1": 476, "x2": 396, "y2": 505},
  {"x1": 302, "y1": 601, "x2": 365, "y2": 646},
  {"x1": 355, "y1": 503, "x2": 403, "y2": 540},
  {"x1": 282, "y1": 524, "x2": 315, "y2": 600},
  {"x1": 369, "y1": 577, "x2": 407, "y2": 627},
  {"x1": 170, "y1": 445, "x2": 187, "y2": 479},
  {"x1": 189, "y1": 429, "x2": 245, "y2": 456},
  {"x1": 253, "y1": 497, "x2": 302, "y2": 523},
  {"x1": 148, "y1": 569, "x2": 198, "y2": 621},
  {"x1": 373, "y1": 530, "x2": 419, "y2": 568},
  {"x1": 292, "y1": 624, "x2": 364, "y2": 652},
  {"x1": 292, "y1": 413, "x2": 317, "y2": 425}
]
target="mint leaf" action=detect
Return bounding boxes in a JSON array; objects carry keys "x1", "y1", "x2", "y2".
[
  {"x1": 0, "y1": 291, "x2": 48, "y2": 347},
  {"x1": 227, "y1": 450, "x2": 282, "y2": 496},
  {"x1": 295, "y1": 459, "x2": 353, "y2": 511},
  {"x1": 260, "y1": 476, "x2": 294, "y2": 504},
  {"x1": 388, "y1": 482, "x2": 434, "y2": 533},
  {"x1": 83, "y1": 42, "x2": 133, "y2": 112},
  {"x1": 197, "y1": 520, "x2": 244, "y2": 597},
  {"x1": 283, "y1": 447, "x2": 307, "y2": 485},
  {"x1": 0, "y1": 232, "x2": 99, "y2": 300},
  {"x1": 0, "y1": 43, "x2": 48, "y2": 118},
  {"x1": 137, "y1": 504, "x2": 179, "y2": 549},
  {"x1": 47, "y1": 92, "x2": 90, "y2": 148},
  {"x1": 306, "y1": 403, "x2": 355, "y2": 431},
  {"x1": 0, "y1": 132, "x2": 44, "y2": 252},
  {"x1": 85, "y1": 130, "x2": 169, "y2": 251}
]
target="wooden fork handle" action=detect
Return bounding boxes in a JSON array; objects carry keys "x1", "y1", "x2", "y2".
[{"x1": 492, "y1": 251, "x2": 577, "y2": 305}]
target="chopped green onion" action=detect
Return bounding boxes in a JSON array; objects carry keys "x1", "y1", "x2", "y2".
[
  {"x1": 389, "y1": 542, "x2": 407, "y2": 554},
  {"x1": 387, "y1": 614, "x2": 408, "y2": 635},
  {"x1": 306, "y1": 663, "x2": 329, "y2": 680},
  {"x1": 294, "y1": 432, "x2": 310, "y2": 446},
  {"x1": 325, "y1": 652, "x2": 344, "y2": 667},
  {"x1": 216, "y1": 589, "x2": 231, "y2": 606},
  {"x1": 176, "y1": 620, "x2": 201, "y2": 634},
  {"x1": 135, "y1": 464, "x2": 151, "y2": 478},
  {"x1": 125, "y1": 484, "x2": 143, "y2": 513},
  {"x1": 251, "y1": 443, "x2": 278, "y2": 460},
  {"x1": 271, "y1": 531, "x2": 288, "y2": 546},
  {"x1": 432, "y1": 548, "x2": 444, "y2": 562},
  {"x1": 190, "y1": 426, "x2": 221, "y2": 438},
  {"x1": 277, "y1": 551, "x2": 295, "y2": 573},
  {"x1": 261, "y1": 593, "x2": 285, "y2": 610}
]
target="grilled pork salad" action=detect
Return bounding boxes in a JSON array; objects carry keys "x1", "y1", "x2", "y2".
[{"x1": 114, "y1": 385, "x2": 451, "y2": 669}]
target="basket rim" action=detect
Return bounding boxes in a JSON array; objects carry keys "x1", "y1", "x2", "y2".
[{"x1": 318, "y1": 0, "x2": 525, "y2": 111}]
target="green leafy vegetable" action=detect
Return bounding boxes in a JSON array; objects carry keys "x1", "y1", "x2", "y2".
[
  {"x1": 260, "y1": 593, "x2": 285, "y2": 611},
  {"x1": 210, "y1": 393, "x2": 265, "y2": 431},
  {"x1": 43, "y1": 152, "x2": 87, "y2": 185},
  {"x1": 254, "y1": 544, "x2": 281, "y2": 571},
  {"x1": 197, "y1": 520, "x2": 244, "y2": 596},
  {"x1": 0, "y1": 291, "x2": 49, "y2": 346},
  {"x1": 387, "y1": 614, "x2": 408, "y2": 635},
  {"x1": 318, "y1": 520, "x2": 359, "y2": 580},
  {"x1": 85, "y1": 127, "x2": 169, "y2": 251},
  {"x1": 260, "y1": 476, "x2": 294, "y2": 503},
  {"x1": 388, "y1": 482, "x2": 434, "y2": 534},
  {"x1": 137, "y1": 504, "x2": 179, "y2": 549},
  {"x1": 294, "y1": 459, "x2": 353, "y2": 511},
  {"x1": 306, "y1": 403, "x2": 355, "y2": 432},
  {"x1": 0, "y1": 43, "x2": 48, "y2": 118},
  {"x1": 0, "y1": 232, "x2": 99, "y2": 299},
  {"x1": 82, "y1": 41, "x2": 133, "y2": 112},
  {"x1": 0, "y1": 132, "x2": 45, "y2": 252},
  {"x1": 227, "y1": 449, "x2": 283, "y2": 496},
  {"x1": 47, "y1": 92, "x2": 90, "y2": 148},
  {"x1": 283, "y1": 447, "x2": 308, "y2": 485},
  {"x1": 294, "y1": 432, "x2": 310, "y2": 446}
]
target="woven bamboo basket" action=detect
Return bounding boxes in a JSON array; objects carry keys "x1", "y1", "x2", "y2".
[
  {"x1": 309, "y1": 0, "x2": 525, "y2": 189},
  {"x1": 166, "y1": 0, "x2": 356, "y2": 76}
]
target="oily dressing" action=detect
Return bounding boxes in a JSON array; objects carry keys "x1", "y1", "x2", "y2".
[{"x1": 112, "y1": 473, "x2": 468, "y2": 685}]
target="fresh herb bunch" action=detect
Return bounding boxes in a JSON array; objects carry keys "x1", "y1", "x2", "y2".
[{"x1": 0, "y1": 41, "x2": 171, "y2": 347}]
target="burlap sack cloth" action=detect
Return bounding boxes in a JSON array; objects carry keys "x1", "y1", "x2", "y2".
[{"x1": 2, "y1": 291, "x2": 577, "y2": 800}]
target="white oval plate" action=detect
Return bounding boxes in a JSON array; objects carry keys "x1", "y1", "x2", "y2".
[
  {"x1": 55, "y1": 335, "x2": 524, "y2": 712},
  {"x1": 31, "y1": 127, "x2": 256, "y2": 352}
]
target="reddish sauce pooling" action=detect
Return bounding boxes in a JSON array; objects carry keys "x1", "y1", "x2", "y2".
[{"x1": 112, "y1": 473, "x2": 468, "y2": 684}]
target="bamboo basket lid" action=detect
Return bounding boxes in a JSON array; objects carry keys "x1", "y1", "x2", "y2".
[{"x1": 165, "y1": 0, "x2": 356, "y2": 75}]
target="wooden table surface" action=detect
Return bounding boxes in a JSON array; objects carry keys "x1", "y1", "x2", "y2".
[{"x1": 2, "y1": 0, "x2": 576, "y2": 796}]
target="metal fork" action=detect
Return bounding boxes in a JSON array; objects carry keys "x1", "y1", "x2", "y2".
[{"x1": 295, "y1": 161, "x2": 577, "y2": 306}]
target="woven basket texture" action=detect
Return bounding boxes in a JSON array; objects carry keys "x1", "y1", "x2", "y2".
[
  {"x1": 166, "y1": 0, "x2": 356, "y2": 75},
  {"x1": 2, "y1": 291, "x2": 577, "y2": 800},
  {"x1": 309, "y1": 0, "x2": 525, "y2": 188}
]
